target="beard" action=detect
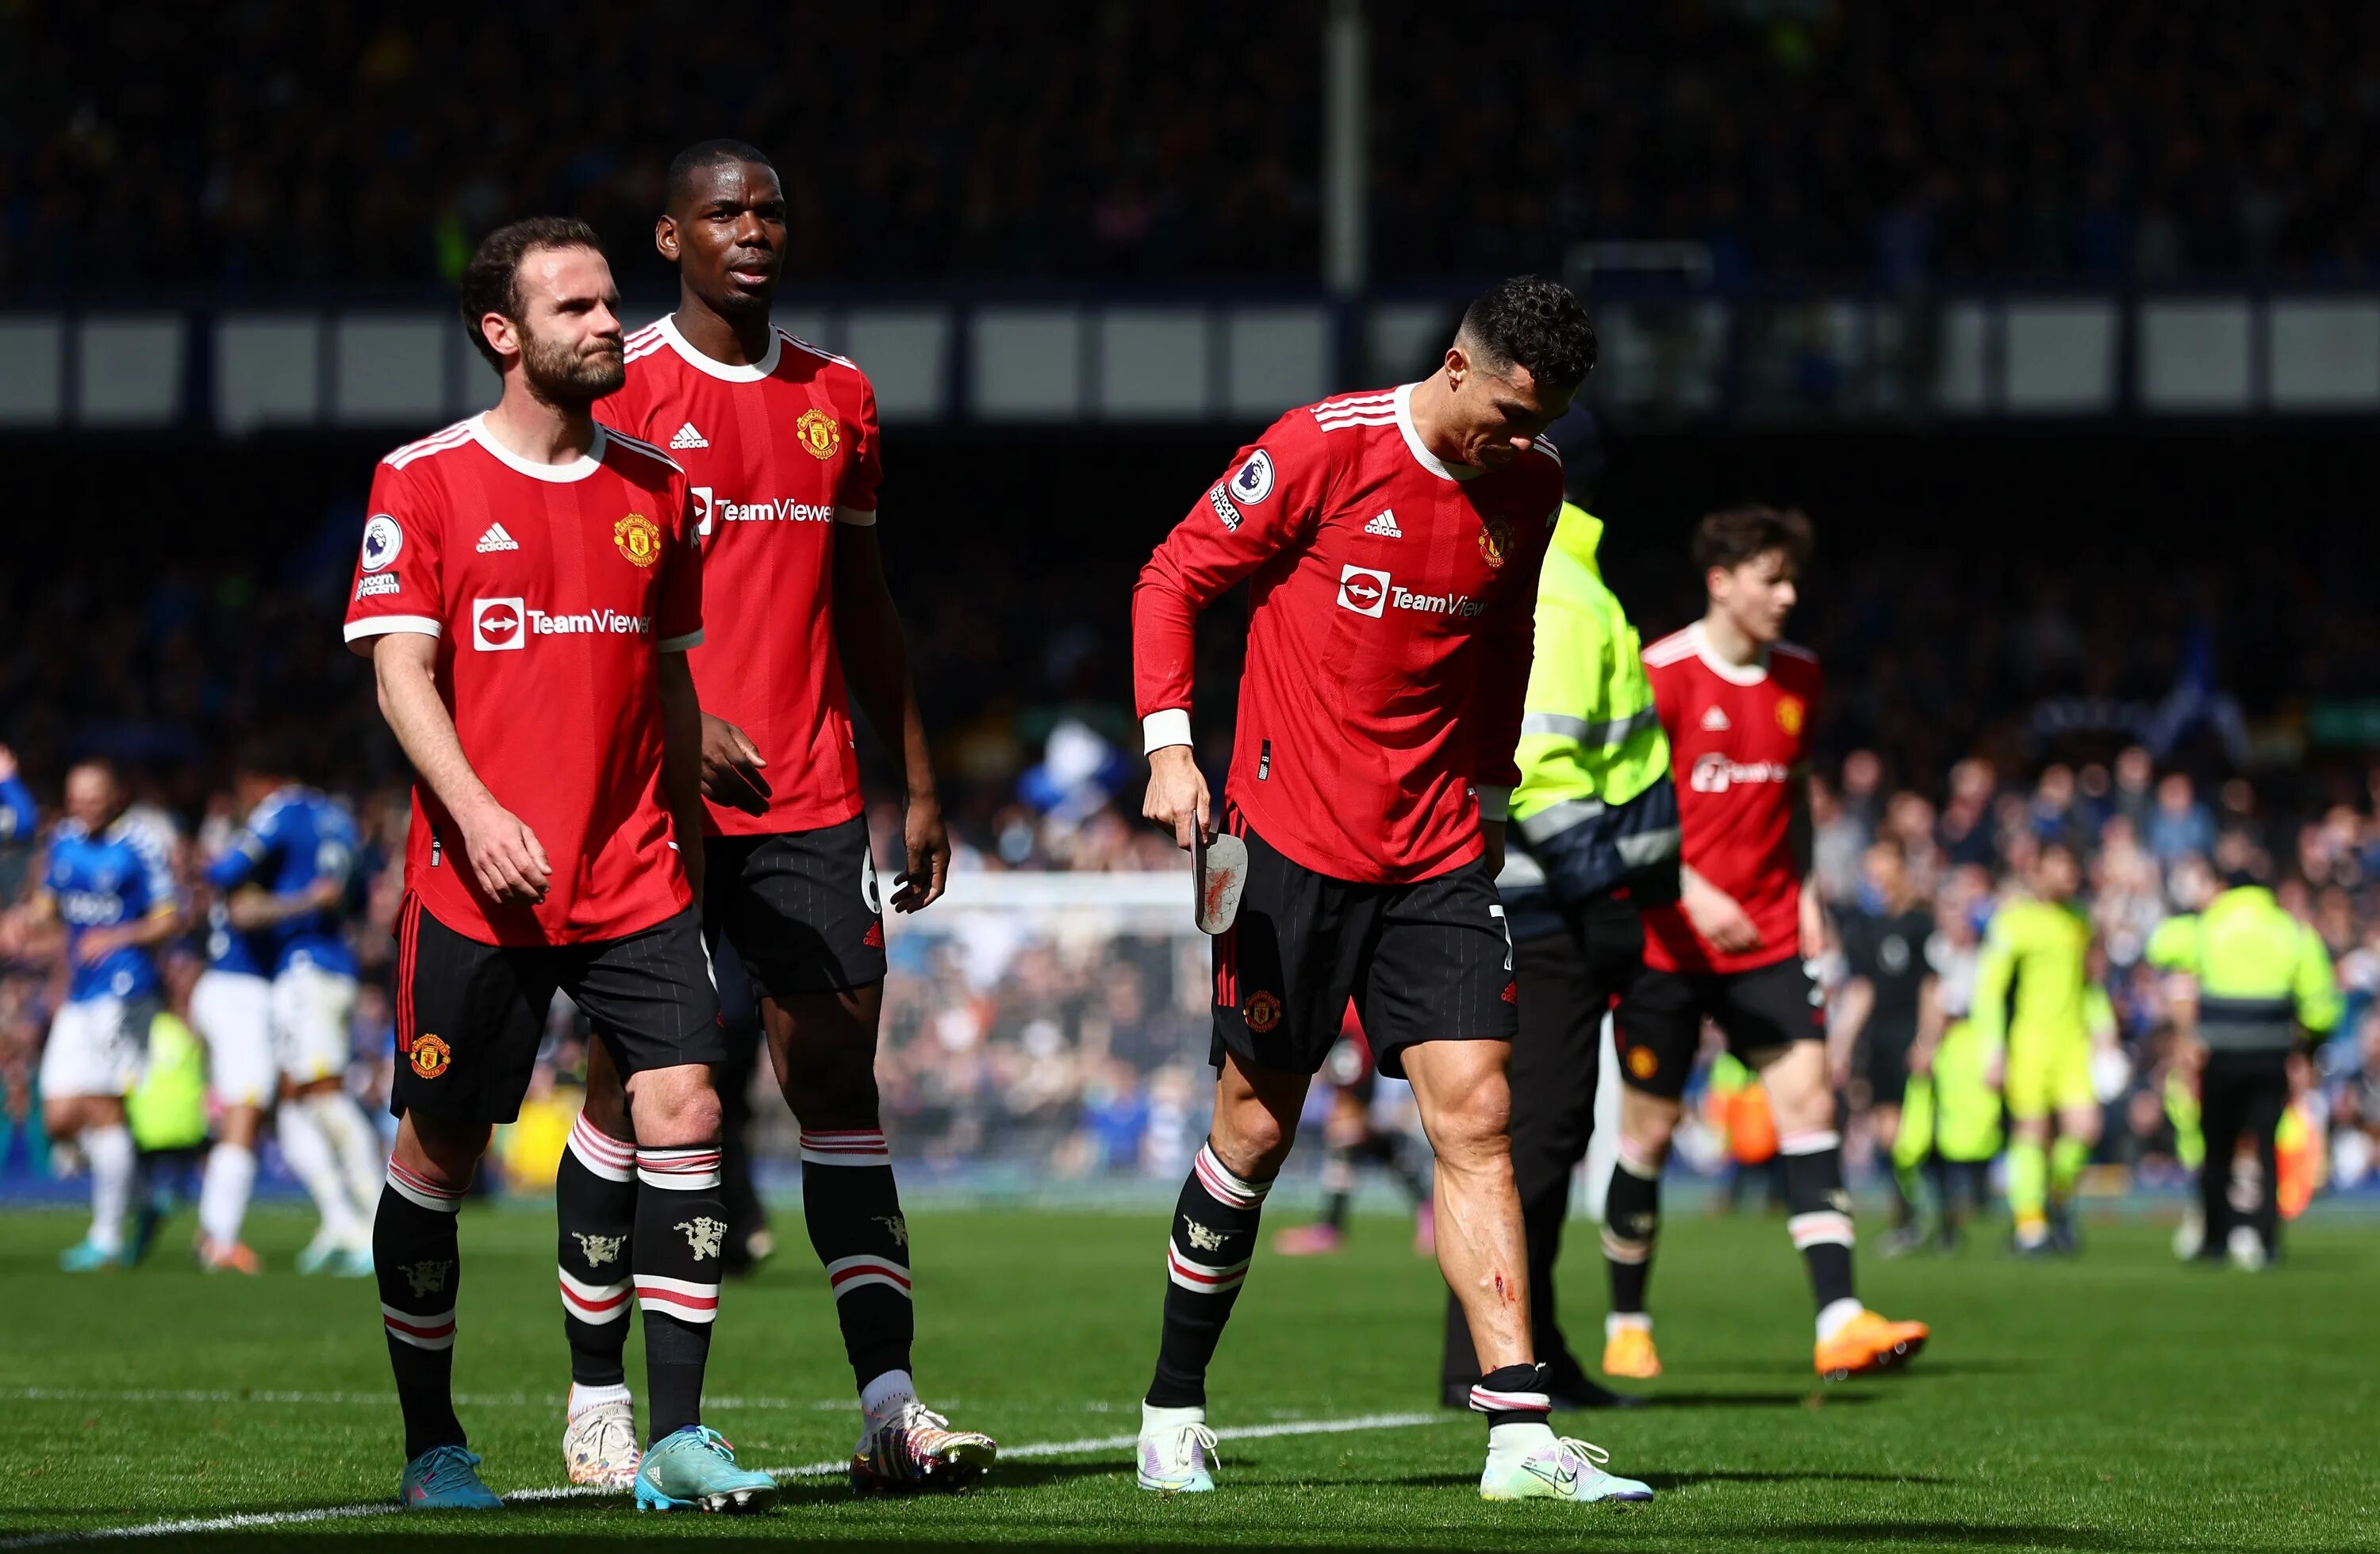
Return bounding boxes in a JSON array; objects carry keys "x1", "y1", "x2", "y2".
[{"x1": 520, "y1": 326, "x2": 625, "y2": 406}]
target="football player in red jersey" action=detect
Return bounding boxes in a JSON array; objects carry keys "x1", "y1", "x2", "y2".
[
  {"x1": 1130, "y1": 278, "x2": 1652, "y2": 1506},
  {"x1": 1599, "y1": 508, "x2": 1929, "y2": 1384},
  {"x1": 550, "y1": 140, "x2": 992, "y2": 1495},
  {"x1": 345, "y1": 218, "x2": 774, "y2": 1513}
]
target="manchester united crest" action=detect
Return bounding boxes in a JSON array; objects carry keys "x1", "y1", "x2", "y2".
[
  {"x1": 613, "y1": 512, "x2": 661, "y2": 567},
  {"x1": 796, "y1": 407, "x2": 841, "y2": 460},
  {"x1": 1626, "y1": 1044, "x2": 1659, "y2": 1080},
  {"x1": 1477, "y1": 515, "x2": 1514, "y2": 569},
  {"x1": 1245, "y1": 991, "x2": 1283, "y2": 1033},
  {"x1": 409, "y1": 1033, "x2": 451, "y2": 1080},
  {"x1": 1775, "y1": 695, "x2": 1806, "y2": 738}
]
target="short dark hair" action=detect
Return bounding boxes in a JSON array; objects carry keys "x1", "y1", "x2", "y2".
[
  {"x1": 459, "y1": 217, "x2": 605, "y2": 370},
  {"x1": 1457, "y1": 276, "x2": 1598, "y2": 393},
  {"x1": 1693, "y1": 505, "x2": 1814, "y2": 575},
  {"x1": 666, "y1": 138, "x2": 777, "y2": 213}
]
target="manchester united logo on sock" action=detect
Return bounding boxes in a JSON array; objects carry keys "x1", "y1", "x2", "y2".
[
  {"x1": 573, "y1": 1232, "x2": 626, "y2": 1267},
  {"x1": 676, "y1": 1217, "x2": 727, "y2": 1260},
  {"x1": 402, "y1": 1258, "x2": 454, "y2": 1298}
]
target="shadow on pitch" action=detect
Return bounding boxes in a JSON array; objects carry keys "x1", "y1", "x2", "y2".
[{"x1": 1655, "y1": 1358, "x2": 2038, "y2": 1380}]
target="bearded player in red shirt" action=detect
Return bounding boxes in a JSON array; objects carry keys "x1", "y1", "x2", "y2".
[
  {"x1": 345, "y1": 218, "x2": 775, "y2": 1513},
  {"x1": 552, "y1": 140, "x2": 993, "y2": 1494},
  {"x1": 1131, "y1": 278, "x2": 1651, "y2": 1506},
  {"x1": 1599, "y1": 508, "x2": 1929, "y2": 1383}
]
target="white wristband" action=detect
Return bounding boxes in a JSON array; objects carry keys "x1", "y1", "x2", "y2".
[
  {"x1": 1476, "y1": 784, "x2": 1511, "y2": 822},
  {"x1": 1142, "y1": 708, "x2": 1193, "y2": 754}
]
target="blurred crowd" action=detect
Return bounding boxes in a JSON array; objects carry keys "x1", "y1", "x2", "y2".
[
  {"x1": 10, "y1": 2, "x2": 2380, "y2": 294},
  {"x1": 1805, "y1": 749, "x2": 2380, "y2": 1199},
  {"x1": 6, "y1": 508, "x2": 2380, "y2": 1191}
]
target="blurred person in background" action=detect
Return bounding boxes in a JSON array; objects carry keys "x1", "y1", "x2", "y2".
[
  {"x1": 1972, "y1": 842, "x2": 2102, "y2": 1255},
  {"x1": 2, "y1": 759, "x2": 182, "y2": 1268},
  {"x1": 202, "y1": 746, "x2": 379, "y2": 1276},
  {"x1": 1893, "y1": 881, "x2": 2001, "y2": 1251},
  {"x1": 1275, "y1": 1004, "x2": 1434, "y2": 1260},
  {"x1": 1828, "y1": 838, "x2": 1940, "y2": 1255},
  {"x1": 1603, "y1": 508, "x2": 1927, "y2": 1384},
  {"x1": 2148, "y1": 865, "x2": 2341, "y2": 1269}
]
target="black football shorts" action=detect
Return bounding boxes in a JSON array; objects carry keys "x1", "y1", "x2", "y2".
[
  {"x1": 1211, "y1": 821, "x2": 1518, "y2": 1080},
  {"x1": 703, "y1": 815, "x2": 889, "y2": 998},
  {"x1": 1613, "y1": 954, "x2": 1827, "y2": 1102},
  {"x1": 392, "y1": 896, "x2": 724, "y2": 1124}
]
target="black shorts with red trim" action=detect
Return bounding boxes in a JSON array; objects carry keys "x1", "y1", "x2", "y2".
[
  {"x1": 392, "y1": 896, "x2": 724, "y2": 1124},
  {"x1": 1612, "y1": 954, "x2": 1826, "y2": 1102},
  {"x1": 1211, "y1": 822, "x2": 1518, "y2": 1080},
  {"x1": 703, "y1": 816, "x2": 888, "y2": 999}
]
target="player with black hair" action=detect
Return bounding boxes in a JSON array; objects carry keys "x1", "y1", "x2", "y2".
[
  {"x1": 552, "y1": 141, "x2": 995, "y2": 1495},
  {"x1": 1132, "y1": 277, "x2": 1653, "y2": 1505}
]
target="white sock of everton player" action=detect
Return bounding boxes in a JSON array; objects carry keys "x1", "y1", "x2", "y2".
[
  {"x1": 305, "y1": 1090, "x2": 386, "y2": 1244},
  {"x1": 556, "y1": 1114, "x2": 638, "y2": 1398},
  {"x1": 797, "y1": 1126, "x2": 917, "y2": 1423},
  {"x1": 277, "y1": 1102, "x2": 360, "y2": 1248},
  {"x1": 197, "y1": 1140, "x2": 256, "y2": 1249},
  {"x1": 82, "y1": 1122, "x2": 136, "y2": 1256},
  {"x1": 1146, "y1": 1142, "x2": 1273, "y2": 1410},
  {"x1": 633, "y1": 1145, "x2": 725, "y2": 1443}
]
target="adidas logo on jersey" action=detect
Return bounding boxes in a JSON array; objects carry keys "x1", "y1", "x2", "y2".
[
  {"x1": 669, "y1": 422, "x2": 709, "y2": 450},
  {"x1": 474, "y1": 523, "x2": 520, "y2": 554},
  {"x1": 1701, "y1": 706, "x2": 1732, "y2": 731},
  {"x1": 1364, "y1": 509, "x2": 1403, "y2": 538}
]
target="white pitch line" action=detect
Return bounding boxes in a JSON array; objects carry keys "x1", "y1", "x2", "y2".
[{"x1": 0, "y1": 1410, "x2": 1448, "y2": 1547}]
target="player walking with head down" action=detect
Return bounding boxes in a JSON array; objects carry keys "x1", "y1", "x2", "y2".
[
  {"x1": 344, "y1": 217, "x2": 773, "y2": 1514},
  {"x1": 1131, "y1": 277, "x2": 1651, "y2": 1505},
  {"x1": 1599, "y1": 508, "x2": 1929, "y2": 1383},
  {"x1": 553, "y1": 139, "x2": 993, "y2": 1495}
]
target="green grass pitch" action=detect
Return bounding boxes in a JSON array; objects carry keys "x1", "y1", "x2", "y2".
[{"x1": 0, "y1": 1201, "x2": 2373, "y2": 1551}]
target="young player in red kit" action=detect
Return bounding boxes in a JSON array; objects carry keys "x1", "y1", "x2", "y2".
[
  {"x1": 1598, "y1": 508, "x2": 1929, "y2": 1383},
  {"x1": 1132, "y1": 278, "x2": 1651, "y2": 1505},
  {"x1": 345, "y1": 218, "x2": 775, "y2": 1513},
  {"x1": 553, "y1": 141, "x2": 994, "y2": 1494}
]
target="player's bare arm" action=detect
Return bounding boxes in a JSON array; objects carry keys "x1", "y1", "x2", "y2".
[
  {"x1": 369, "y1": 632, "x2": 551, "y2": 905},
  {"x1": 658, "y1": 650, "x2": 708, "y2": 906},
  {"x1": 1143, "y1": 744, "x2": 1211, "y2": 852},
  {"x1": 697, "y1": 711, "x2": 770, "y2": 815},
  {"x1": 831, "y1": 520, "x2": 949, "y2": 911},
  {"x1": 1829, "y1": 976, "x2": 1875, "y2": 1088},
  {"x1": 224, "y1": 875, "x2": 342, "y2": 930},
  {"x1": 1907, "y1": 976, "x2": 1944, "y2": 1076}
]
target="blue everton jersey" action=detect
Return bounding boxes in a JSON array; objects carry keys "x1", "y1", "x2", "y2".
[
  {"x1": 44, "y1": 815, "x2": 176, "y2": 1003},
  {"x1": 202, "y1": 896, "x2": 273, "y2": 979},
  {"x1": 206, "y1": 788, "x2": 358, "y2": 978}
]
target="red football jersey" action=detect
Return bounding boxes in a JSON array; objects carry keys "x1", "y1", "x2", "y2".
[
  {"x1": 342, "y1": 416, "x2": 704, "y2": 946},
  {"x1": 1134, "y1": 384, "x2": 1561, "y2": 885},
  {"x1": 1637, "y1": 622, "x2": 1820, "y2": 974},
  {"x1": 597, "y1": 316, "x2": 881, "y2": 835}
]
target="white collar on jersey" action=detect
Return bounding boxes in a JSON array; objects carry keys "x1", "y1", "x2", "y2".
[
  {"x1": 1689, "y1": 620, "x2": 1772, "y2": 685},
  {"x1": 1392, "y1": 382, "x2": 1481, "y2": 483},
  {"x1": 655, "y1": 313, "x2": 781, "y2": 382},
  {"x1": 469, "y1": 414, "x2": 610, "y2": 483}
]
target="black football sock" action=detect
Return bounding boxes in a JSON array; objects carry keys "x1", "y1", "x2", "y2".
[
  {"x1": 1601, "y1": 1142, "x2": 1661, "y2": 1315},
  {"x1": 1470, "y1": 1362, "x2": 1553, "y2": 1435},
  {"x1": 377, "y1": 1160, "x2": 466, "y2": 1460},
  {"x1": 557, "y1": 1114, "x2": 638, "y2": 1387},
  {"x1": 797, "y1": 1126, "x2": 916, "y2": 1399},
  {"x1": 1781, "y1": 1129, "x2": 1858, "y2": 1316},
  {"x1": 632, "y1": 1145, "x2": 725, "y2": 1443},
  {"x1": 1146, "y1": 1142, "x2": 1272, "y2": 1409},
  {"x1": 1318, "y1": 1141, "x2": 1357, "y2": 1233}
]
